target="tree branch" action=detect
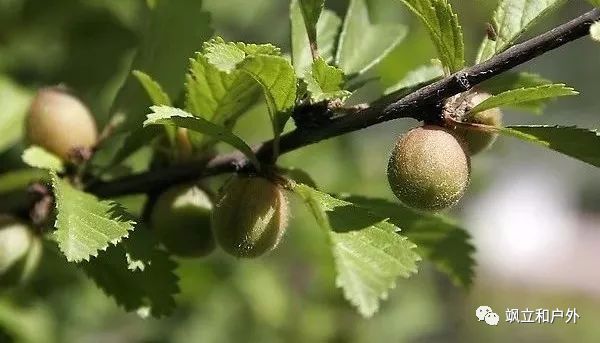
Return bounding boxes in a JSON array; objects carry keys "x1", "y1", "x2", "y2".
[{"x1": 89, "y1": 8, "x2": 600, "y2": 197}]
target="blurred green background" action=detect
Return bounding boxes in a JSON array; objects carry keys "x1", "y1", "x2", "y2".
[{"x1": 1, "y1": 0, "x2": 599, "y2": 342}]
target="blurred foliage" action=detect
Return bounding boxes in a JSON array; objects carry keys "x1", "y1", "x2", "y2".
[{"x1": 1, "y1": 0, "x2": 599, "y2": 342}]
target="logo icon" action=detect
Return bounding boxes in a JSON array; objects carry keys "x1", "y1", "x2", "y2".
[{"x1": 476, "y1": 305, "x2": 499, "y2": 326}]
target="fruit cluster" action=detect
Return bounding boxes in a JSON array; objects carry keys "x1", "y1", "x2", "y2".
[
  {"x1": 20, "y1": 87, "x2": 290, "y2": 261},
  {"x1": 14, "y1": 86, "x2": 500, "y2": 266},
  {"x1": 150, "y1": 176, "x2": 288, "y2": 259}
]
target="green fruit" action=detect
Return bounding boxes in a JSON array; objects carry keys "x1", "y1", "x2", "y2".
[
  {"x1": 387, "y1": 125, "x2": 470, "y2": 212},
  {"x1": 26, "y1": 87, "x2": 98, "y2": 160},
  {"x1": 151, "y1": 184, "x2": 215, "y2": 257},
  {"x1": 455, "y1": 92, "x2": 503, "y2": 155},
  {"x1": 0, "y1": 216, "x2": 43, "y2": 287},
  {"x1": 212, "y1": 176, "x2": 288, "y2": 258}
]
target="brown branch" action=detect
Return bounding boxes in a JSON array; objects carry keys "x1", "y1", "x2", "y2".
[{"x1": 89, "y1": 8, "x2": 600, "y2": 197}]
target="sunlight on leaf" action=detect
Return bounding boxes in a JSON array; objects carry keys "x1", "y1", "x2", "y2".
[
  {"x1": 292, "y1": 183, "x2": 420, "y2": 317},
  {"x1": 476, "y1": 0, "x2": 566, "y2": 63},
  {"x1": 469, "y1": 84, "x2": 577, "y2": 115},
  {"x1": 22, "y1": 146, "x2": 64, "y2": 173},
  {"x1": 52, "y1": 172, "x2": 135, "y2": 262}
]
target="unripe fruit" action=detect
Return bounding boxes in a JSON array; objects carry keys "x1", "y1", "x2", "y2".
[
  {"x1": 454, "y1": 92, "x2": 503, "y2": 155},
  {"x1": 212, "y1": 176, "x2": 288, "y2": 258},
  {"x1": 25, "y1": 87, "x2": 98, "y2": 160},
  {"x1": 0, "y1": 216, "x2": 43, "y2": 287},
  {"x1": 387, "y1": 125, "x2": 470, "y2": 212},
  {"x1": 151, "y1": 184, "x2": 216, "y2": 257}
]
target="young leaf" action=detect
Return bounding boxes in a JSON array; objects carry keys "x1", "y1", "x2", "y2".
[
  {"x1": 82, "y1": 228, "x2": 179, "y2": 318},
  {"x1": 144, "y1": 106, "x2": 260, "y2": 169},
  {"x1": 203, "y1": 38, "x2": 282, "y2": 73},
  {"x1": 292, "y1": 183, "x2": 420, "y2": 317},
  {"x1": 298, "y1": 0, "x2": 325, "y2": 49},
  {"x1": 476, "y1": 0, "x2": 566, "y2": 63},
  {"x1": 185, "y1": 54, "x2": 261, "y2": 131},
  {"x1": 110, "y1": 0, "x2": 213, "y2": 131},
  {"x1": 291, "y1": 2, "x2": 342, "y2": 76},
  {"x1": 199, "y1": 39, "x2": 296, "y2": 135},
  {"x1": 398, "y1": 0, "x2": 465, "y2": 72},
  {"x1": 0, "y1": 76, "x2": 32, "y2": 154},
  {"x1": 336, "y1": 0, "x2": 407, "y2": 75},
  {"x1": 132, "y1": 70, "x2": 172, "y2": 106},
  {"x1": 21, "y1": 146, "x2": 64, "y2": 173},
  {"x1": 51, "y1": 172, "x2": 135, "y2": 262},
  {"x1": 235, "y1": 42, "x2": 281, "y2": 56},
  {"x1": 100, "y1": 0, "x2": 213, "y2": 166},
  {"x1": 305, "y1": 57, "x2": 351, "y2": 102},
  {"x1": 469, "y1": 84, "x2": 578, "y2": 115},
  {"x1": 498, "y1": 125, "x2": 600, "y2": 167},
  {"x1": 342, "y1": 195, "x2": 475, "y2": 288},
  {"x1": 238, "y1": 55, "x2": 297, "y2": 133},
  {"x1": 203, "y1": 39, "x2": 247, "y2": 73},
  {"x1": 479, "y1": 72, "x2": 554, "y2": 113},
  {"x1": 591, "y1": 21, "x2": 600, "y2": 42},
  {"x1": 384, "y1": 62, "x2": 444, "y2": 95}
]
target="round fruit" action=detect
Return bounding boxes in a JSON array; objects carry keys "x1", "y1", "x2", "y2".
[
  {"x1": 212, "y1": 176, "x2": 288, "y2": 258},
  {"x1": 151, "y1": 184, "x2": 216, "y2": 257},
  {"x1": 387, "y1": 125, "x2": 470, "y2": 212},
  {"x1": 455, "y1": 92, "x2": 503, "y2": 155},
  {"x1": 25, "y1": 87, "x2": 98, "y2": 160},
  {"x1": 0, "y1": 215, "x2": 43, "y2": 287}
]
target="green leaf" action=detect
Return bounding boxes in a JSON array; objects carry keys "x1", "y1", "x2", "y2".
[
  {"x1": 292, "y1": 184, "x2": 420, "y2": 317},
  {"x1": 479, "y1": 72, "x2": 554, "y2": 113},
  {"x1": 131, "y1": 70, "x2": 175, "y2": 146},
  {"x1": 199, "y1": 39, "x2": 295, "y2": 135},
  {"x1": 588, "y1": 0, "x2": 600, "y2": 6},
  {"x1": 298, "y1": 0, "x2": 325, "y2": 47},
  {"x1": 185, "y1": 54, "x2": 261, "y2": 132},
  {"x1": 291, "y1": 2, "x2": 342, "y2": 76},
  {"x1": 341, "y1": 195, "x2": 475, "y2": 288},
  {"x1": 106, "y1": 0, "x2": 213, "y2": 156},
  {"x1": 21, "y1": 146, "x2": 65, "y2": 172},
  {"x1": 238, "y1": 55, "x2": 297, "y2": 132},
  {"x1": 476, "y1": 0, "x2": 566, "y2": 63},
  {"x1": 132, "y1": 70, "x2": 171, "y2": 106},
  {"x1": 144, "y1": 106, "x2": 260, "y2": 169},
  {"x1": 51, "y1": 172, "x2": 135, "y2": 262},
  {"x1": 0, "y1": 76, "x2": 32, "y2": 153},
  {"x1": 235, "y1": 42, "x2": 281, "y2": 56},
  {"x1": 398, "y1": 0, "x2": 464, "y2": 72},
  {"x1": 305, "y1": 57, "x2": 351, "y2": 102},
  {"x1": 203, "y1": 38, "x2": 282, "y2": 73},
  {"x1": 337, "y1": 0, "x2": 407, "y2": 75},
  {"x1": 203, "y1": 39, "x2": 247, "y2": 73},
  {"x1": 469, "y1": 84, "x2": 578, "y2": 115},
  {"x1": 82, "y1": 228, "x2": 179, "y2": 318},
  {"x1": 384, "y1": 62, "x2": 444, "y2": 95},
  {"x1": 498, "y1": 125, "x2": 600, "y2": 167},
  {"x1": 591, "y1": 21, "x2": 600, "y2": 42}
]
